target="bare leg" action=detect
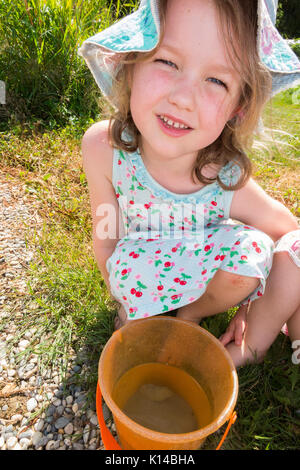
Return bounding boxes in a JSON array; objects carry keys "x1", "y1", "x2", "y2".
[
  {"x1": 114, "y1": 270, "x2": 259, "y2": 330},
  {"x1": 226, "y1": 252, "x2": 300, "y2": 367},
  {"x1": 176, "y1": 269, "x2": 259, "y2": 323},
  {"x1": 114, "y1": 304, "x2": 130, "y2": 330},
  {"x1": 287, "y1": 304, "x2": 300, "y2": 343}
]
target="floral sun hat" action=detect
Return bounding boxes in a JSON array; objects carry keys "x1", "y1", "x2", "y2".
[{"x1": 78, "y1": 0, "x2": 300, "y2": 109}]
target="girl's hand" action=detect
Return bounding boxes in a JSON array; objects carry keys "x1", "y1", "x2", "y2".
[{"x1": 219, "y1": 304, "x2": 248, "y2": 346}]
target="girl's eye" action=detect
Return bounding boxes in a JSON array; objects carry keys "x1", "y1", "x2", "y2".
[
  {"x1": 154, "y1": 59, "x2": 177, "y2": 69},
  {"x1": 207, "y1": 77, "x2": 227, "y2": 89}
]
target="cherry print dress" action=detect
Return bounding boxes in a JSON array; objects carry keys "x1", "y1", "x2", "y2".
[{"x1": 104, "y1": 143, "x2": 286, "y2": 320}]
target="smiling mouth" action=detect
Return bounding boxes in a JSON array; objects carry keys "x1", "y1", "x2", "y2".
[{"x1": 158, "y1": 115, "x2": 192, "y2": 130}]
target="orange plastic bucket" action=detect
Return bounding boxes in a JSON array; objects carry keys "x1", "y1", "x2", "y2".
[{"x1": 97, "y1": 316, "x2": 238, "y2": 450}]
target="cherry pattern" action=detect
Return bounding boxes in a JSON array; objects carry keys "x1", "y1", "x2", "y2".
[{"x1": 106, "y1": 148, "x2": 275, "y2": 319}]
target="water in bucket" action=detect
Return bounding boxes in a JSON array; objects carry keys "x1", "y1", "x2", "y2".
[{"x1": 112, "y1": 362, "x2": 212, "y2": 434}]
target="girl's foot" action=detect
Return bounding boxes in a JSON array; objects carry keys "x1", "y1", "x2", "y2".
[{"x1": 114, "y1": 305, "x2": 130, "y2": 330}]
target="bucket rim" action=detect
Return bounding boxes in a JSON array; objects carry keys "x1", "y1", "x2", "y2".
[{"x1": 98, "y1": 316, "x2": 239, "y2": 443}]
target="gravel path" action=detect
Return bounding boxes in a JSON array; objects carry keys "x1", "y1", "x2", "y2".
[{"x1": 0, "y1": 171, "x2": 115, "y2": 450}]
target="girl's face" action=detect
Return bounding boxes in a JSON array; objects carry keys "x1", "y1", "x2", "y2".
[{"x1": 130, "y1": 0, "x2": 242, "y2": 168}]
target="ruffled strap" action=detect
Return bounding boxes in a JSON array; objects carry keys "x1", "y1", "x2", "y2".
[
  {"x1": 112, "y1": 141, "x2": 241, "y2": 219},
  {"x1": 218, "y1": 160, "x2": 242, "y2": 188}
]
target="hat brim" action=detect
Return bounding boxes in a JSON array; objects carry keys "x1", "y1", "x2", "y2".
[
  {"x1": 78, "y1": 0, "x2": 160, "y2": 107},
  {"x1": 78, "y1": 0, "x2": 300, "y2": 104}
]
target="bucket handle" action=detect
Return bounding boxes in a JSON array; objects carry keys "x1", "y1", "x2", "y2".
[
  {"x1": 96, "y1": 381, "x2": 237, "y2": 451},
  {"x1": 215, "y1": 410, "x2": 237, "y2": 450},
  {"x1": 96, "y1": 381, "x2": 121, "y2": 450}
]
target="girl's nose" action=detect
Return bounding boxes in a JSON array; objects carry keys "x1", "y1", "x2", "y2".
[{"x1": 167, "y1": 77, "x2": 197, "y2": 112}]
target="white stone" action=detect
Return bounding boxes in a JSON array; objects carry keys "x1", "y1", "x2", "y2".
[
  {"x1": 32, "y1": 431, "x2": 43, "y2": 446},
  {"x1": 90, "y1": 413, "x2": 98, "y2": 426},
  {"x1": 46, "y1": 440, "x2": 56, "y2": 450},
  {"x1": 34, "y1": 418, "x2": 45, "y2": 432},
  {"x1": 12, "y1": 442, "x2": 22, "y2": 450},
  {"x1": 72, "y1": 442, "x2": 84, "y2": 450},
  {"x1": 26, "y1": 397, "x2": 38, "y2": 412},
  {"x1": 18, "y1": 339, "x2": 30, "y2": 349},
  {"x1": 25, "y1": 362, "x2": 35, "y2": 372},
  {"x1": 17, "y1": 366, "x2": 26, "y2": 379},
  {"x1": 6, "y1": 436, "x2": 18, "y2": 450},
  {"x1": 24, "y1": 331, "x2": 33, "y2": 339},
  {"x1": 87, "y1": 409, "x2": 94, "y2": 419},
  {"x1": 88, "y1": 439, "x2": 97, "y2": 450},
  {"x1": 18, "y1": 428, "x2": 34, "y2": 440},
  {"x1": 11, "y1": 414, "x2": 23, "y2": 422},
  {"x1": 19, "y1": 438, "x2": 31, "y2": 450},
  {"x1": 64, "y1": 422, "x2": 73, "y2": 435},
  {"x1": 0, "y1": 359, "x2": 8, "y2": 368},
  {"x1": 72, "y1": 402, "x2": 79, "y2": 414},
  {"x1": 66, "y1": 395, "x2": 73, "y2": 405},
  {"x1": 83, "y1": 424, "x2": 90, "y2": 444}
]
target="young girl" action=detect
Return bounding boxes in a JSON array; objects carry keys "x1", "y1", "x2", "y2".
[{"x1": 79, "y1": 0, "x2": 300, "y2": 367}]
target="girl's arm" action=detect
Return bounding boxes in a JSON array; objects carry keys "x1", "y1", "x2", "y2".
[
  {"x1": 230, "y1": 178, "x2": 298, "y2": 241},
  {"x1": 82, "y1": 120, "x2": 121, "y2": 297}
]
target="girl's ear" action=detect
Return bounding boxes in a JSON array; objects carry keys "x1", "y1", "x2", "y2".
[{"x1": 230, "y1": 106, "x2": 244, "y2": 121}]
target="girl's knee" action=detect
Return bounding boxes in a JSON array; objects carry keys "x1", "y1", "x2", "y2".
[
  {"x1": 216, "y1": 270, "x2": 260, "y2": 291},
  {"x1": 236, "y1": 226, "x2": 275, "y2": 255}
]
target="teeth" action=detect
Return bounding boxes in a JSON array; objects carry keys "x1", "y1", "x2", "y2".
[{"x1": 159, "y1": 115, "x2": 189, "y2": 129}]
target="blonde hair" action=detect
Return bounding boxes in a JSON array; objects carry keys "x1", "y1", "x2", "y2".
[{"x1": 104, "y1": 0, "x2": 272, "y2": 190}]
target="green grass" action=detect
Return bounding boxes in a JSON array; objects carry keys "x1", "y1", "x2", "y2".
[
  {"x1": 0, "y1": 89, "x2": 299, "y2": 449},
  {"x1": 0, "y1": 0, "x2": 139, "y2": 129}
]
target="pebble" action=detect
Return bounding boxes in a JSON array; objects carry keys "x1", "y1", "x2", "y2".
[
  {"x1": 13, "y1": 442, "x2": 23, "y2": 450},
  {"x1": 83, "y1": 424, "x2": 90, "y2": 444},
  {"x1": 34, "y1": 418, "x2": 45, "y2": 432},
  {"x1": 19, "y1": 438, "x2": 31, "y2": 450},
  {"x1": 18, "y1": 429, "x2": 34, "y2": 440},
  {"x1": 54, "y1": 417, "x2": 70, "y2": 430},
  {"x1": 90, "y1": 413, "x2": 98, "y2": 426},
  {"x1": 18, "y1": 339, "x2": 30, "y2": 349},
  {"x1": 72, "y1": 402, "x2": 79, "y2": 414},
  {"x1": 46, "y1": 440, "x2": 56, "y2": 450},
  {"x1": 32, "y1": 431, "x2": 43, "y2": 447},
  {"x1": 66, "y1": 395, "x2": 73, "y2": 405},
  {"x1": 72, "y1": 442, "x2": 84, "y2": 450},
  {"x1": 64, "y1": 422, "x2": 74, "y2": 435},
  {"x1": 26, "y1": 398, "x2": 38, "y2": 412},
  {"x1": 6, "y1": 436, "x2": 18, "y2": 450}
]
